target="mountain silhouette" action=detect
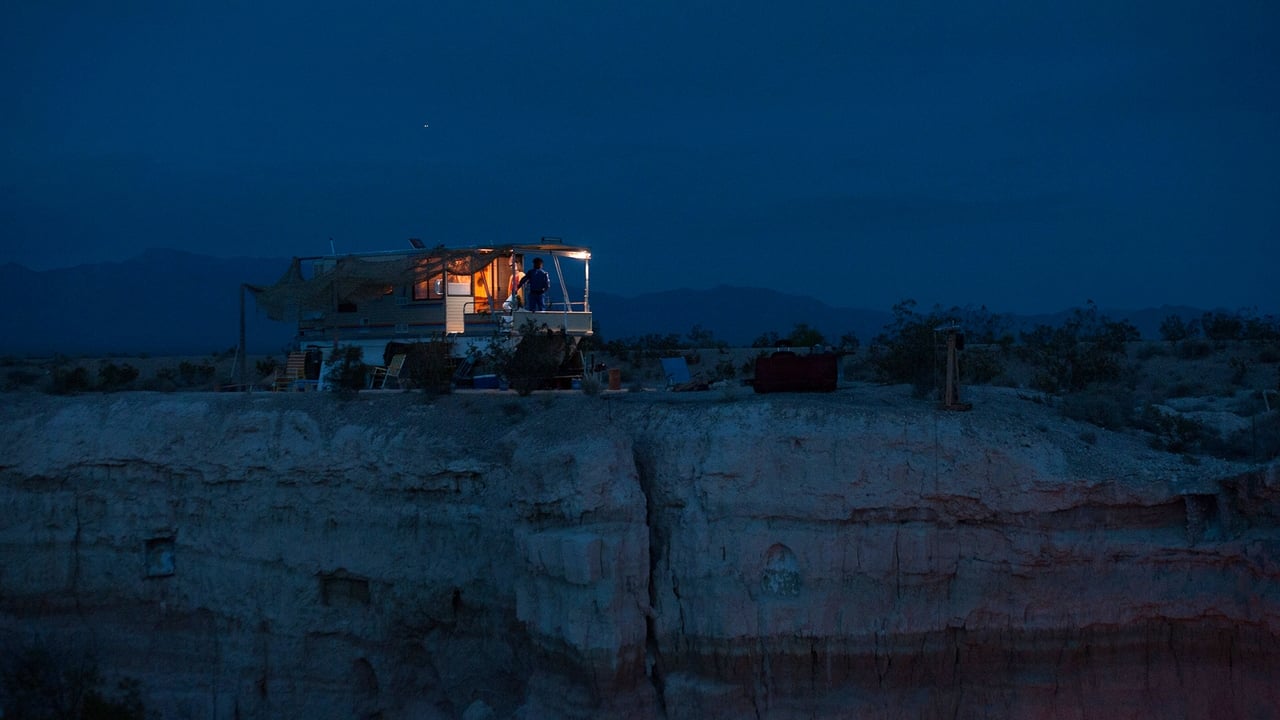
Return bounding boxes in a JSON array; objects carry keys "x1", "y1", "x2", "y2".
[
  {"x1": 0, "y1": 249, "x2": 292, "y2": 356},
  {"x1": 0, "y1": 250, "x2": 1223, "y2": 356}
]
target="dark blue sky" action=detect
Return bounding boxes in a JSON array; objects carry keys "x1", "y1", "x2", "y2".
[{"x1": 3, "y1": 2, "x2": 1276, "y2": 313}]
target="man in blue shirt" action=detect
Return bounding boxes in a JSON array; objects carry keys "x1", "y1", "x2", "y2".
[{"x1": 518, "y1": 257, "x2": 551, "y2": 311}]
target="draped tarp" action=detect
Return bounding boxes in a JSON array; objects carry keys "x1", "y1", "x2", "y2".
[{"x1": 246, "y1": 247, "x2": 517, "y2": 321}]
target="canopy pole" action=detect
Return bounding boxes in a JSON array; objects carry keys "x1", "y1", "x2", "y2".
[{"x1": 235, "y1": 284, "x2": 247, "y2": 387}]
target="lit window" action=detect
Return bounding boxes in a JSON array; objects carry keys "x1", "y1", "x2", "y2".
[{"x1": 413, "y1": 275, "x2": 442, "y2": 301}]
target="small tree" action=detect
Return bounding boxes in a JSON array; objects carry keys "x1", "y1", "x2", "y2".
[
  {"x1": 786, "y1": 323, "x2": 826, "y2": 348},
  {"x1": 49, "y1": 366, "x2": 91, "y2": 395},
  {"x1": 177, "y1": 361, "x2": 216, "y2": 388},
  {"x1": 838, "y1": 332, "x2": 861, "y2": 353},
  {"x1": 255, "y1": 357, "x2": 278, "y2": 378},
  {"x1": 326, "y1": 346, "x2": 369, "y2": 392},
  {"x1": 97, "y1": 362, "x2": 139, "y2": 392},
  {"x1": 869, "y1": 299, "x2": 953, "y2": 396},
  {"x1": 687, "y1": 324, "x2": 723, "y2": 348},
  {"x1": 1241, "y1": 311, "x2": 1280, "y2": 342},
  {"x1": 751, "y1": 331, "x2": 782, "y2": 348},
  {"x1": 1019, "y1": 301, "x2": 1137, "y2": 393},
  {"x1": 507, "y1": 327, "x2": 573, "y2": 396},
  {"x1": 1158, "y1": 314, "x2": 1190, "y2": 343},
  {"x1": 1201, "y1": 311, "x2": 1243, "y2": 342},
  {"x1": 402, "y1": 337, "x2": 455, "y2": 395}
]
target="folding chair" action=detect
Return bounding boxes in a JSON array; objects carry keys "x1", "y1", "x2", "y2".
[
  {"x1": 369, "y1": 353, "x2": 406, "y2": 389},
  {"x1": 273, "y1": 352, "x2": 308, "y2": 391}
]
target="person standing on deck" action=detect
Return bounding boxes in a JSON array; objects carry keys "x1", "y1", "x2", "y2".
[
  {"x1": 507, "y1": 263, "x2": 525, "y2": 310},
  {"x1": 518, "y1": 258, "x2": 550, "y2": 312}
]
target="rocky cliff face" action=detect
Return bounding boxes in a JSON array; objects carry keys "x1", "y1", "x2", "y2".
[{"x1": 1, "y1": 389, "x2": 1277, "y2": 719}]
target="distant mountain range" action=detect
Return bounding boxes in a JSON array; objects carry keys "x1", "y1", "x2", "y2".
[
  {"x1": 0, "y1": 249, "x2": 291, "y2": 356},
  {"x1": 0, "y1": 249, "x2": 1230, "y2": 355}
]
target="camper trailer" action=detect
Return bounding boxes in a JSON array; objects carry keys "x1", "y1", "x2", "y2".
[{"x1": 246, "y1": 240, "x2": 593, "y2": 385}]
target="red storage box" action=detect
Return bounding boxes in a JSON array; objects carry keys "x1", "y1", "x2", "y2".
[{"x1": 752, "y1": 352, "x2": 838, "y2": 393}]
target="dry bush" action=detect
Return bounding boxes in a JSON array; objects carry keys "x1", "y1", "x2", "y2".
[
  {"x1": 1136, "y1": 405, "x2": 1214, "y2": 454},
  {"x1": 1060, "y1": 387, "x2": 1133, "y2": 431}
]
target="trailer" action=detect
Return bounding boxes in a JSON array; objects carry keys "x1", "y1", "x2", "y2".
[{"x1": 240, "y1": 239, "x2": 593, "y2": 388}]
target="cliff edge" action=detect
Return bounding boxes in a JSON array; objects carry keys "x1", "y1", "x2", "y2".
[{"x1": 1, "y1": 387, "x2": 1277, "y2": 718}]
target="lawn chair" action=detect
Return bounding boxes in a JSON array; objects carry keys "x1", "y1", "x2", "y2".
[
  {"x1": 369, "y1": 353, "x2": 406, "y2": 389},
  {"x1": 273, "y1": 351, "x2": 317, "y2": 391}
]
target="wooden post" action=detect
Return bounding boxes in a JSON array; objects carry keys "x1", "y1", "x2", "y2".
[
  {"x1": 236, "y1": 284, "x2": 247, "y2": 388},
  {"x1": 945, "y1": 332, "x2": 957, "y2": 406},
  {"x1": 939, "y1": 328, "x2": 972, "y2": 411}
]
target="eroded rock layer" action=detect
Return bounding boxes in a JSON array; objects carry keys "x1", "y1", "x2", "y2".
[{"x1": 0, "y1": 390, "x2": 1276, "y2": 719}]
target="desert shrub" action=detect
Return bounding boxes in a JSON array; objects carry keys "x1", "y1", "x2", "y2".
[
  {"x1": 325, "y1": 346, "x2": 369, "y2": 392},
  {"x1": 963, "y1": 347, "x2": 1005, "y2": 385},
  {"x1": 508, "y1": 328, "x2": 574, "y2": 396},
  {"x1": 142, "y1": 367, "x2": 178, "y2": 392},
  {"x1": 1135, "y1": 343, "x2": 1166, "y2": 360},
  {"x1": 1159, "y1": 314, "x2": 1192, "y2": 343},
  {"x1": 869, "y1": 299, "x2": 956, "y2": 396},
  {"x1": 685, "y1": 324, "x2": 727, "y2": 349},
  {"x1": 1018, "y1": 301, "x2": 1138, "y2": 394},
  {"x1": 711, "y1": 358, "x2": 737, "y2": 381},
  {"x1": 6, "y1": 369, "x2": 40, "y2": 389},
  {"x1": 97, "y1": 362, "x2": 139, "y2": 392},
  {"x1": 753, "y1": 325, "x2": 844, "y2": 351},
  {"x1": 1060, "y1": 387, "x2": 1133, "y2": 430},
  {"x1": 623, "y1": 333, "x2": 683, "y2": 360},
  {"x1": 1136, "y1": 405, "x2": 1214, "y2": 454},
  {"x1": 751, "y1": 331, "x2": 783, "y2": 348},
  {"x1": 177, "y1": 361, "x2": 215, "y2": 387},
  {"x1": 580, "y1": 374, "x2": 604, "y2": 395},
  {"x1": 838, "y1": 332, "x2": 861, "y2": 353},
  {"x1": 1201, "y1": 311, "x2": 1243, "y2": 342},
  {"x1": 870, "y1": 299, "x2": 1008, "y2": 392},
  {"x1": 472, "y1": 333, "x2": 513, "y2": 377},
  {"x1": 49, "y1": 366, "x2": 91, "y2": 395},
  {"x1": 1241, "y1": 313, "x2": 1280, "y2": 342},
  {"x1": 255, "y1": 357, "x2": 278, "y2": 378},
  {"x1": 1229, "y1": 357, "x2": 1250, "y2": 385},
  {"x1": 958, "y1": 305, "x2": 1015, "y2": 345},
  {"x1": 400, "y1": 339, "x2": 454, "y2": 395},
  {"x1": 787, "y1": 323, "x2": 826, "y2": 348},
  {"x1": 1175, "y1": 339, "x2": 1213, "y2": 359}
]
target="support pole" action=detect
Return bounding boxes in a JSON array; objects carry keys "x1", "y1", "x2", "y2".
[
  {"x1": 939, "y1": 328, "x2": 972, "y2": 411},
  {"x1": 236, "y1": 284, "x2": 247, "y2": 388}
]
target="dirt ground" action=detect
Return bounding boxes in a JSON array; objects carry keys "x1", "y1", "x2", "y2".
[{"x1": 0, "y1": 338, "x2": 1274, "y2": 471}]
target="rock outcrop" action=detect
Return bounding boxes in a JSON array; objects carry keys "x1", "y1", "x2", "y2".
[{"x1": 1, "y1": 388, "x2": 1277, "y2": 718}]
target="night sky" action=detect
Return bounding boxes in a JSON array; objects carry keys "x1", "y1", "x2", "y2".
[{"x1": 3, "y1": 2, "x2": 1276, "y2": 313}]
